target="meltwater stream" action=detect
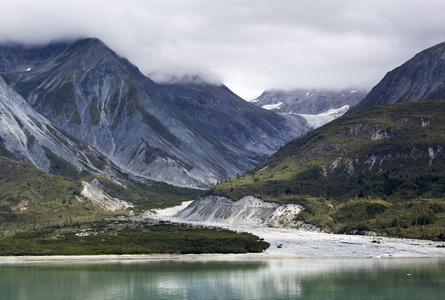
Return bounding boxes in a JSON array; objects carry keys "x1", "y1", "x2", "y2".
[{"x1": 1, "y1": 258, "x2": 445, "y2": 300}]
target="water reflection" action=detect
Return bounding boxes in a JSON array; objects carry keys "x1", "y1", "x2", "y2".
[{"x1": 1, "y1": 258, "x2": 444, "y2": 299}]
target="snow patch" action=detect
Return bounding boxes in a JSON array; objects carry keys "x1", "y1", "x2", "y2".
[
  {"x1": 261, "y1": 102, "x2": 283, "y2": 110},
  {"x1": 295, "y1": 105, "x2": 349, "y2": 129},
  {"x1": 318, "y1": 105, "x2": 350, "y2": 116}
]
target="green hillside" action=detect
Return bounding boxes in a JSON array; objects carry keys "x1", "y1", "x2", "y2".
[
  {"x1": 0, "y1": 156, "x2": 108, "y2": 233},
  {"x1": 0, "y1": 151, "x2": 202, "y2": 232},
  {"x1": 211, "y1": 101, "x2": 445, "y2": 240},
  {"x1": 0, "y1": 156, "x2": 270, "y2": 255}
]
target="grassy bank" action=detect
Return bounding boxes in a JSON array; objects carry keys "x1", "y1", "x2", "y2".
[{"x1": 0, "y1": 219, "x2": 269, "y2": 256}]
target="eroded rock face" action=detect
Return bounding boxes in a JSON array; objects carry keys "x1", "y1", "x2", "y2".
[
  {"x1": 0, "y1": 38, "x2": 308, "y2": 188},
  {"x1": 175, "y1": 195, "x2": 302, "y2": 227},
  {"x1": 81, "y1": 180, "x2": 133, "y2": 211},
  {"x1": 0, "y1": 76, "x2": 116, "y2": 177}
]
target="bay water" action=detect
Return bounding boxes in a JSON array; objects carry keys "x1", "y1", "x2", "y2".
[{"x1": 1, "y1": 257, "x2": 444, "y2": 299}]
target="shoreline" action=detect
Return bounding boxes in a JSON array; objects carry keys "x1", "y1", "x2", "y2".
[
  {"x1": 144, "y1": 204, "x2": 445, "y2": 259},
  {"x1": 2, "y1": 203, "x2": 444, "y2": 262},
  {"x1": 1, "y1": 252, "x2": 442, "y2": 263},
  {"x1": 0, "y1": 253, "x2": 312, "y2": 263}
]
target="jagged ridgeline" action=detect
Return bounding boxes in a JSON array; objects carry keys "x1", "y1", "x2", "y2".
[
  {"x1": 0, "y1": 38, "x2": 306, "y2": 189},
  {"x1": 252, "y1": 88, "x2": 367, "y2": 115},
  {"x1": 214, "y1": 101, "x2": 445, "y2": 239}
]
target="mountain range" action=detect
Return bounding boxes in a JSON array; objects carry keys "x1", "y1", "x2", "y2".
[
  {"x1": 251, "y1": 88, "x2": 367, "y2": 115},
  {"x1": 208, "y1": 42, "x2": 445, "y2": 240},
  {"x1": 2, "y1": 37, "x2": 445, "y2": 242},
  {"x1": 0, "y1": 38, "x2": 307, "y2": 189}
]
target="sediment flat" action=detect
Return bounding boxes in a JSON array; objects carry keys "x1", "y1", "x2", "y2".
[
  {"x1": 2, "y1": 202, "x2": 444, "y2": 262},
  {"x1": 3, "y1": 223, "x2": 442, "y2": 263}
]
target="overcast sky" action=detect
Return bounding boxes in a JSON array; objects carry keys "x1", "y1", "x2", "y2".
[{"x1": 1, "y1": 0, "x2": 445, "y2": 99}]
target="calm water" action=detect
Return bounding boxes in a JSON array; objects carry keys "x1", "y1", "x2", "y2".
[{"x1": 1, "y1": 257, "x2": 445, "y2": 299}]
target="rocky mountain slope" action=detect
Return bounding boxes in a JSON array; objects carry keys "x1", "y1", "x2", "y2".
[
  {"x1": 0, "y1": 38, "x2": 307, "y2": 188},
  {"x1": 211, "y1": 101, "x2": 445, "y2": 239},
  {"x1": 159, "y1": 79, "x2": 306, "y2": 156},
  {"x1": 252, "y1": 88, "x2": 367, "y2": 115},
  {"x1": 0, "y1": 76, "x2": 118, "y2": 178},
  {"x1": 199, "y1": 42, "x2": 445, "y2": 240},
  {"x1": 348, "y1": 42, "x2": 445, "y2": 114}
]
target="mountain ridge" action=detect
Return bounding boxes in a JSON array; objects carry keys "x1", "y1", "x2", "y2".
[
  {"x1": 208, "y1": 100, "x2": 445, "y2": 239},
  {"x1": 252, "y1": 88, "x2": 367, "y2": 115},
  {"x1": 348, "y1": 41, "x2": 445, "y2": 114},
  {"x1": 0, "y1": 38, "x2": 308, "y2": 188}
]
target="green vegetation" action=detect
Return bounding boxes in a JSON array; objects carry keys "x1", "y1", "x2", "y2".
[
  {"x1": 210, "y1": 101, "x2": 445, "y2": 240},
  {"x1": 0, "y1": 156, "x2": 112, "y2": 232},
  {"x1": 0, "y1": 220, "x2": 269, "y2": 255},
  {"x1": 85, "y1": 173, "x2": 201, "y2": 213},
  {"x1": 37, "y1": 83, "x2": 76, "y2": 117},
  {"x1": 70, "y1": 110, "x2": 82, "y2": 125},
  {"x1": 0, "y1": 155, "x2": 201, "y2": 232},
  {"x1": 0, "y1": 156, "x2": 263, "y2": 255},
  {"x1": 44, "y1": 147, "x2": 80, "y2": 177},
  {"x1": 89, "y1": 97, "x2": 101, "y2": 125}
]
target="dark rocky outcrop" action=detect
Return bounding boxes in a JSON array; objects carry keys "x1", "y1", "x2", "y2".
[{"x1": 348, "y1": 42, "x2": 445, "y2": 114}]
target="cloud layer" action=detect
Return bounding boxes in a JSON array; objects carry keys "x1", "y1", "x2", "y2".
[{"x1": 1, "y1": 0, "x2": 445, "y2": 98}]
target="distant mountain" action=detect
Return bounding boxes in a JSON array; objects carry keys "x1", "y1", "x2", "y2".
[
  {"x1": 0, "y1": 38, "x2": 307, "y2": 188},
  {"x1": 159, "y1": 79, "x2": 306, "y2": 156},
  {"x1": 251, "y1": 88, "x2": 367, "y2": 115},
  {"x1": 348, "y1": 42, "x2": 445, "y2": 114},
  {"x1": 211, "y1": 101, "x2": 445, "y2": 239}
]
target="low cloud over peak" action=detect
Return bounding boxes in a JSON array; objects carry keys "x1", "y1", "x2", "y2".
[{"x1": 1, "y1": 0, "x2": 445, "y2": 99}]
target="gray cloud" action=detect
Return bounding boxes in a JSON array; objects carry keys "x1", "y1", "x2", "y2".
[{"x1": 1, "y1": 0, "x2": 445, "y2": 98}]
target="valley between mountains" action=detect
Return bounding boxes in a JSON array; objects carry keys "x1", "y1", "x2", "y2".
[{"x1": 1, "y1": 39, "x2": 445, "y2": 256}]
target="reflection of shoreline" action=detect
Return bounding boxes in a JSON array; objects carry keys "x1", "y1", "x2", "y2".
[
  {"x1": 1, "y1": 254, "x2": 444, "y2": 265},
  {"x1": 1, "y1": 258, "x2": 443, "y2": 299},
  {"x1": 0, "y1": 253, "x2": 311, "y2": 263}
]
